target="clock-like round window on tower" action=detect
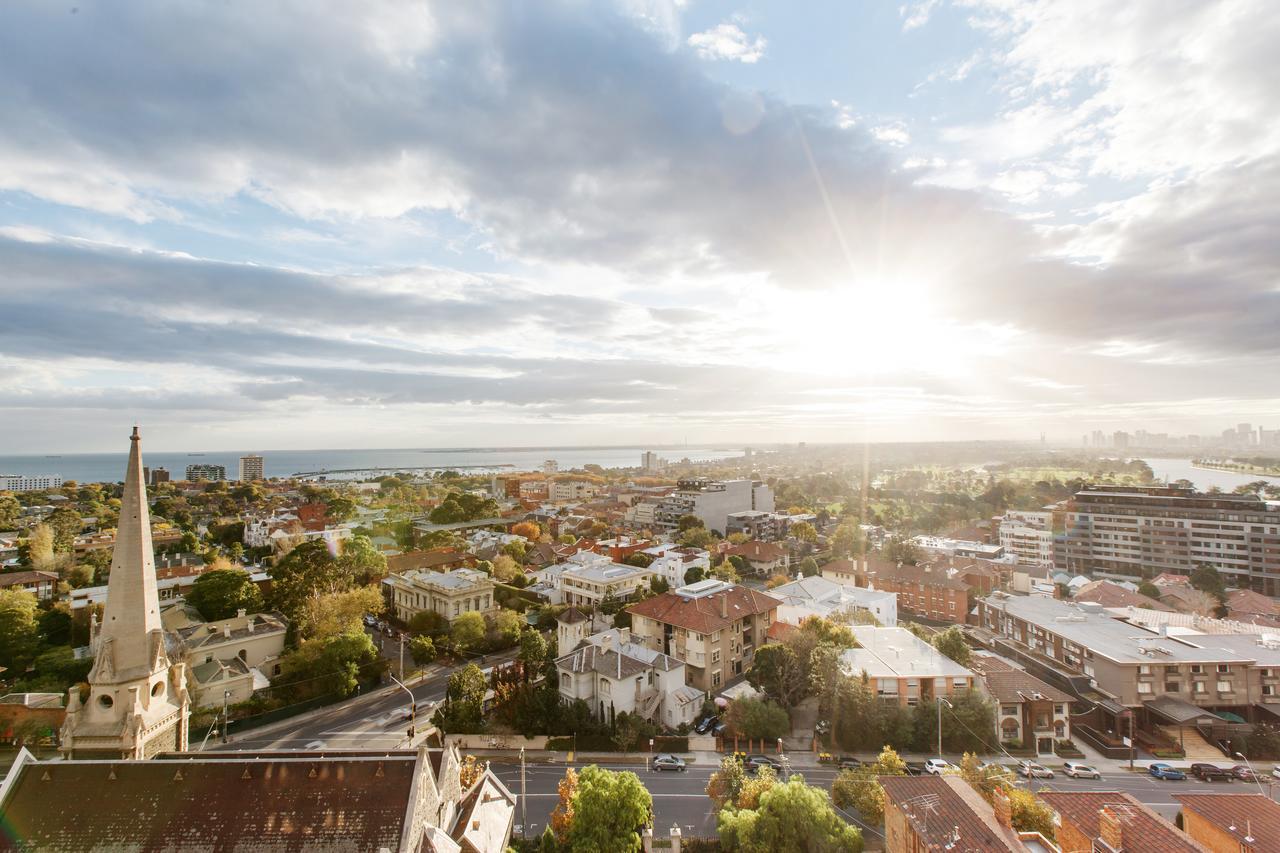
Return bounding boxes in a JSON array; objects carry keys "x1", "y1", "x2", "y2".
[
  {"x1": 151, "y1": 681, "x2": 165, "y2": 697},
  {"x1": 98, "y1": 694, "x2": 114, "y2": 709}
]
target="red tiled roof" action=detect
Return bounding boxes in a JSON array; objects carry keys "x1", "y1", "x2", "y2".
[
  {"x1": 1039, "y1": 791, "x2": 1207, "y2": 852},
  {"x1": 1175, "y1": 793, "x2": 1280, "y2": 851},
  {"x1": 1073, "y1": 579, "x2": 1175, "y2": 612},
  {"x1": 387, "y1": 549, "x2": 473, "y2": 574},
  {"x1": 1153, "y1": 572, "x2": 1192, "y2": 587},
  {"x1": 979, "y1": 667, "x2": 1073, "y2": 704},
  {"x1": 879, "y1": 776, "x2": 1023, "y2": 851},
  {"x1": 626, "y1": 585, "x2": 780, "y2": 633},
  {"x1": 724, "y1": 541, "x2": 787, "y2": 562},
  {"x1": 1227, "y1": 588, "x2": 1279, "y2": 617}
]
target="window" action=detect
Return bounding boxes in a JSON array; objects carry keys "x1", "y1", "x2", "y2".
[
  {"x1": 711, "y1": 650, "x2": 720, "y2": 664},
  {"x1": 1264, "y1": 685, "x2": 1275, "y2": 697},
  {"x1": 1055, "y1": 704, "x2": 1066, "y2": 716},
  {"x1": 1217, "y1": 664, "x2": 1231, "y2": 674},
  {"x1": 1263, "y1": 668, "x2": 1273, "y2": 678},
  {"x1": 1194, "y1": 682, "x2": 1207, "y2": 694},
  {"x1": 1217, "y1": 681, "x2": 1232, "y2": 693},
  {"x1": 1001, "y1": 705, "x2": 1018, "y2": 717},
  {"x1": 712, "y1": 672, "x2": 722, "y2": 688},
  {"x1": 1164, "y1": 682, "x2": 1179, "y2": 692},
  {"x1": 1191, "y1": 664, "x2": 1203, "y2": 674},
  {"x1": 1137, "y1": 682, "x2": 1152, "y2": 694},
  {"x1": 1139, "y1": 665, "x2": 1151, "y2": 675}
]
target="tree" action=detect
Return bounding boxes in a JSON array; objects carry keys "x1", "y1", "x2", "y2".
[
  {"x1": 492, "y1": 554, "x2": 521, "y2": 583},
  {"x1": 512, "y1": 521, "x2": 541, "y2": 541},
  {"x1": 451, "y1": 611, "x2": 486, "y2": 652},
  {"x1": 648, "y1": 576, "x2": 669, "y2": 594},
  {"x1": 724, "y1": 697, "x2": 791, "y2": 740},
  {"x1": 299, "y1": 585, "x2": 385, "y2": 641},
  {"x1": 766, "y1": 573, "x2": 789, "y2": 589},
  {"x1": 882, "y1": 535, "x2": 921, "y2": 566},
  {"x1": 409, "y1": 609, "x2": 450, "y2": 638},
  {"x1": 519, "y1": 630, "x2": 549, "y2": 678},
  {"x1": 790, "y1": 522, "x2": 817, "y2": 543},
  {"x1": 550, "y1": 767, "x2": 578, "y2": 844},
  {"x1": 748, "y1": 644, "x2": 808, "y2": 709},
  {"x1": 410, "y1": 635, "x2": 437, "y2": 665},
  {"x1": 435, "y1": 663, "x2": 487, "y2": 733},
  {"x1": 275, "y1": 631, "x2": 383, "y2": 701},
  {"x1": 1008, "y1": 787, "x2": 1056, "y2": 838},
  {"x1": 831, "y1": 522, "x2": 863, "y2": 559},
  {"x1": 932, "y1": 625, "x2": 973, "y2": 667},
  {"x1": 719, "y1": 777, "x2": 863, "y2": 853},
  {"x1": 830, "y1": 746, "x2": 905, "y2": 825},
  {"x1": 268, "y1": 540, "x2": 351, "y2": 624},
  {"x1": 565, "y1": 765, "x2": 653, "y2": 853},
  {"x1": 335, "y1": 535, "x2": 387, "y2": 585},
  {"x1": 0, "y1": 589, "x2": 40, "y2": 673},
  {"x1": 490, "y1": 609, "x2": 523, "y2": 648},
  {"x1": 47, "y1": 506, "x2": 82, "y2": 553},
  {"x1": 624, "y1": 552, "x2": 655, "y2": 568},
  {"x1": 734, "y1": 765, "x2": 778, "y2": 810},
  {"x1": 677, "y1": 514, "x2": 705, "y2": 532},
  {"x1": 26, "y1": 524, "x2": 62, "y2": 574},
  {"x1": 798, "y1": 556, "x2": 819, "y2": 577},
  {"x1": 707, "y1": 755, "x2": 747, "y2": 808},
  {"x1": 1138, "y1": 580, "x2": 1161, "y2": 600},
  {"x1": 325, "y1": 495, "x2": 357, "y2": 522},
  {"x1": 679, "y1": 528, "x2": 716, "y2": 550},
  {"x1": 185, "y1": 568, "x2": 264, "y2": 621},
  {"x1": 1190, "y1": 563, "x2": 1228, "y2": 615},
  {"x1": 0, "y1": 495, "x2": 19, "y2": 530},
  {"x1": 683, "y1": 565, "x2": 706, "y2": 585}
]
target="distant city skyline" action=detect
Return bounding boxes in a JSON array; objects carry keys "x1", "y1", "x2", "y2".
[{"x1": 1, "y1": 2, "x2": 1277, "y2": 450}]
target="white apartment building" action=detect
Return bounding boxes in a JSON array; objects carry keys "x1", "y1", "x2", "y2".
[
  {"x1": 654, "y1": 478, "x2": 774, "y2": 534},
  {"x1": 384, "y1": 567, "x2": 496, "y2": 623},
  {"x1": 770, "y1": 575, "x2": 898, "y2": 627},
  {"x1": 0, "y1": 474, "x2": 63, "y2": 492},
  {"x1": 185, "y1": 463, "x2": 227, "y2": 482},
  {"x1": 549, "y1": 479, "x2": 598, "y2": 501},
  {"x1": 644, "y1": 545, "x2": 711, "y2": 589},
  {"x1": 998, "y1": 510, "x2": 1056, "y2": 567},
  {"x1": 558, "y1": 554, "x2": 654, "y2": 608},
  {"x1": 238, "y1": 454, "x2": 264, "y2": 481}
]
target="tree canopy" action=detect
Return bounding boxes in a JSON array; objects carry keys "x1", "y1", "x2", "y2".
[
  {"x1": 564, "y1": 765, "x2": 653, "y2": 853},
  {"x1": 719, "y1": 776, "x2": 863, "y2": 853},
  {"x1": 268, "y1": 540, "x2": 352, "y2": 624},
  {"x1": 185, "y1": 568, "x2": 263, "y2": 621}
]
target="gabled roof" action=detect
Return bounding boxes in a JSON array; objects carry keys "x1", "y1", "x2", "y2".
[
  {"x1": 558, "y1": 607, "x2": 588, "y2": 624},
  {"x1": 626, "y1": 585, "x2": 780, "y2": 633},
  {"x1": 1040, "y1": 791, "x2": 1207, "y2": 852},
  {"x1": 1074, "y1": 579, "x2": 1175, "y2": 612},
  {"x1": 879, "y1": 775, "x2": 1023, "y2": 851},
  {"x1": 1175, "y1": 793, "x2": 1280, "y2": 851},
  {"x1": 978, "y1": 665, "x2": 1072, "y2": 704},
  {"x1": 1227, "y1": 588, "x2": 1279, "y2": 617},
  {"x1": 723, "y1": 540, "x2": 787, "y2": 562}
]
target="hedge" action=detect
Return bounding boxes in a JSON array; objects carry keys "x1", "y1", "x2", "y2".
[{"x1": 654, "y1": 736, "x2": 688, "y2": 753}]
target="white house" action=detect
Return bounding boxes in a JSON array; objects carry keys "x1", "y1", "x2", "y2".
[
  {"x1": 771, "y1": 575, "x2": 898, "y2": 627},
  {"x1": 646, "y1": 546, "x2": 711, "y2": 589}
]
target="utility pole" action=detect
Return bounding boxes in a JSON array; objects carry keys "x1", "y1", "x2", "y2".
[
  {"x1": 222, "y1": 690, "x2": 231, "y2": 744},
  {"x1": 1129, "y1": 712, "x2": 1135, "y2": 771},
  {"x1": 520, "y1": 746, "x2": 527, "y2": 839},
  {"x1": 936, "y1": 697, "x2": 952, "y2": 757},
  {"x1": 399, "y1": 634, "x2": 405, "y2": 678}
]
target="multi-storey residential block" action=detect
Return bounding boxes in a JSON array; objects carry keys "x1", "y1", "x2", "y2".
[
  {"x1": 0, "y1": 570, "x2": 59, "y2": 601},
  {"x1": 998, "y1": 510, "x2": 1057, "y2": 567},
  {"x1": 557, "y1": 552, "x2": 654, "y2": 608},
  {"x1": 1059, "y1": 485, "x2": 1280, "y2": 595},
  {"x1": 184, "y1": 463, "x2": 226, "y2": 482},
  {"x1": 653, "y1": 478, "x2": 774, "y2": 534},
  {"x1": 822, "y1": 557, "x2": 972, "y2": 625},
  {"x1": 627, "y1": 580, "x2": 780, "y2": 691},
  {"x1": 0, "y1": 474, "x2": 62, "y2": 492},
  {"x1": 642, "y1": 543, "x2": 711, "y2": 589},
  {"x1": 770, "y1": 575, "x2": 898, "y2": 627},
  {"x1": 840, "y1": 626, "x2": 978, "y2": 706},
  {"x1": 384, "y1": 567, "x2": 495, "y2": 624},
  {"x1": 972, "y1": 652, "x2": 1071, "y2": 757},
  {"x1": 237, "y1": 454, "x2": 264, "y2": 481},
  {"x1": 549, "y1": 479, "x2": 598, "y2": 501}
]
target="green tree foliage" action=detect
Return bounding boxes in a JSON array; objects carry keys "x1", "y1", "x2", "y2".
[
  {"x1": 519, "y1": 630, "x2": 549, "y2": 678},
  {"x1": 37, "y1": 603, "x2": 72, "y2": 646},
  {"x1": 830, "y1": 522, "x2": 864, "y2": 559},
  {"x1": 492, "y1": 554, "x2": 522, "y2": 583},
  {"x1": 0, "y1": 589, "x2": 41, "y2": 672},
  {"x1": 679, "y1": 527, "x2": 716, "y2": 550},
  {"x1": 409, "y1": 609, "x2": 450, "y2": 638},
  {"x1": 830, "y1": 746, "x2": 906, "y2": 825},
  {"x1": 565, "y1": 765, "x2": 653, "y2": 853},
  {"x1": 911, "y1": 689, "x2": 995, "y2": 754},
  {"x1": 268, "y1": 540, "x2": 351, "y2": 624},
  {"x1": 724, "y1": 697, "x2": 791, "y2": 740},
  {"x1": 790, "y1": 522, "x2": 817, "y2": 543},
  {"x1": 47, "y1": 506, "x2": 82, "y2": 553},
  {"x1": 185, "y1": 568, "x2": 264, "y2": 621},
  {"x1": 325, "y1": 495, "x2": 357, "y2": 522},
  {"x1": 748, "y1": 644, "x2": 807, "y2": 709},
  {"x1": 706, "y1": 755, "x2": 747, "y2": 808},
  {"x1": 623, "y1": 552, "x2": 654, "y2": 568},
  {"x1": 451, "y1": 611, "x2": 486, "y2": 652},
  {"x1": 275, "y1": 631, "x2": 383, "y2": 701},
  {"x1": 490, "y1": 609, "x2": 523, "y2": 648},
  {"x1": 881, "y1": 535, "x2": 922, "y2": 565},
  {"x1": 931, "y1": 625, "x2": 973, "y2": 667},
  {"x1": 0, "y1": 495, "x2": 20, "y2": 529},
  {"x1": 1137, "y1": 580, "x2": 1161, "y2": 600},
  {"x1": 683, "y1": 565, "x2": 706, "y2": 585},
  {"x1": 798, "y1": 556, "x2": 819, "y2": 577},
  {"x1": 428, "y1": 492, "x2": 500, "y2": 524},
  {"x1": 1008, "y1": 787, "x2": 1056, "y2": 838},
  {"x1": 434, "y1": 663, "x2": 487, "y2": 733},
  {"x1": 719, "y1": 777, "x2": 863, "y2": 853},
  {"x1": 1190, "y1": 563, "x2": 1228, "y2": 615},
  {"x1": 676, "y1": 514, "x2": 705, "y2": 532},
  {"x1": 409, "y1": 635, "x2": 437, "y2": 665},
  {"x1": 299, "y1": 585, "x2": 384, "y2": 641},
  {"x1": 337, "y1": 534, "x2": 388, "y2": 585}
]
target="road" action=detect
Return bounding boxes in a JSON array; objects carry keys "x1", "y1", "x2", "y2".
[{"x1": 207, "y1": 646, "x2": 521, "y2": 751}]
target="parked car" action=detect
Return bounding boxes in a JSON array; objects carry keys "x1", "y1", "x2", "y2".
[
  {"x1": 1148, "y1": 763, "x2": 1186, "y2": 781},
  {"x1": 904, "y1": 762, "x2": 926, "y2": 776},
  {"x1": 1189, "y1": 763, "x2": 1234, "y2": 782},
  {"x1": 1229, "y1": 765, "x2": 1257, "y2": 781},
  {"x1": 745, "y1": 755, "x2": 783, "y2": 774},
  {"x1": 838, "y1": 756, "x2": 862, "y2": 770},
  {"x1": 1272, "y1": 766, "x2": 1280, "y2": 781},
  {"x1": 694, "y1": 715, "x2": 719, "y2": 735},
  {"x1": 924, "y1": 759, "x2": 954, "y2": 775},
  {"x1": 1063, "y1": 762, "x2": 1101, "y2": 779},
  {"x1": 652, "y1": 754, "x2": 686, "y2": 772},
  {"x1": 1018, "y1": 761, "x2": 1055, "y2": 779}
]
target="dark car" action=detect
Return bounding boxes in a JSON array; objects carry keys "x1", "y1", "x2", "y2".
[
  {"x1": 1189, "y1": 763, "x2": 1234, "y2": 781},
  {"x1": 694, "y1": 715, "x2": 719, "y2": 735},
  {"x1": 745, "y1": 755, "x2": 783, "y2": 774},
  {"x1": 904, "y1": 762, "x2": 926, "y2": 777},
  {"x1": 1230, "y1": 764, "x2": 1258, "y2": 781},
  {"x1": 838, "y1": 755, "x2": 862, "y2": 770}
]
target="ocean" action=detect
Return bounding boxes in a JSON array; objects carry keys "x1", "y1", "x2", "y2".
[{"x1": 0, "y1": 446, "x2": 744, "y2": 484}]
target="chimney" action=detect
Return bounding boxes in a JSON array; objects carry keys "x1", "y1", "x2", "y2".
[
  {"x1": 1098, "y1": 807, "x2": 1123, "y2": 850},
  {"x1": 992, "y1": 788, "x2": 1012, "y2": 830},
  {"x1": 720, "y1": 593, "x2": 728, "y2": 619},
  {"x1": 619, "y1": 627, "x2": 630, "y2": 646}
]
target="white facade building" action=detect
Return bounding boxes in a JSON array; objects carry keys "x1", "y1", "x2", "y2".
[
  {"x1": 549, "y1": 479, "x2": 598, "y2": 501},
  {"x1": 998, "y1": 510, "x2": 1056, "y2": 567},
  {"x1": 771, "y1": 575, "x2": 898, "y2": 627},
  {"x1": 654, "y1": 478, "x2": 774, "y2": 534},
  {"x1": 558, "y1": 556, "x2": 654, "y2": 608},
  {"x1": 0, "y1": 474, "x2": 63, "y2": 492},
  {"x1": 237, "y1": 454, "x2": 264, "y2": 482}
]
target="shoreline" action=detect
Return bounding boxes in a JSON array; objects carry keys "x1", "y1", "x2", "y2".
[{"x1": 1190, "y1": 460, "x2": 1280, "y2": 480}]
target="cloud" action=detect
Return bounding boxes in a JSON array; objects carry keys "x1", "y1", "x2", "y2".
[
  {"x1": 687, "y1": 23, "x2": 767, "y2": 63},
  {"x1": 900, "y1": 1, "x2": 941, "y2": 31}
]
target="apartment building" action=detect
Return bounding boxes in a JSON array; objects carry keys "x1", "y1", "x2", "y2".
[
  {"x1": 384, "y1": 567, "x2": 496, "y2": 624},
  {"x1": 653, "y1": 478, "x2": 774, "y2": 534},
  {"x1": 1058, "y1": 485, "x2": 1280, "y2": 595},
  {"x1": 998, "y1": 510, "x2": 1057, "y2": 567},
  {"x1": 977, "y1": 593, "x2": 1280, "y2": 725},
  {"x1": 237, "y1": 454, "x2": 264, "y2": 481},
  {"x1": 557, "y1": 553, "x2": 654, "y2": 608},
  {"x1": 642, "y1": 543, "x2": 711, "y2": 589},
  {"x1": 0, "y1": 570, "x2": 59, "y2": 602},
  {"x1": 184, "y1": 463, "x2": 226, "y2": 482},
  {"x1": 770, "y1": 575, "x2": 898, "y2": 627},
  {"x1": 0, "y1": 474, "x2": 62, "y2": 492},
  {"x1": 627, "y1": 580, "x2": 780, "y2": 691},
  {"x1": 549, "y1": 479, "x2": 598, "y2": 501},
  {"x1": 823, "y1": 557, "x2": 972, "y2": 625},
  {"x1": 840, "y1": 626, "x2": 978, "y2": 706},
  {"x1": 972, "y1": 652, "x2": 1072, "y2": 757}
]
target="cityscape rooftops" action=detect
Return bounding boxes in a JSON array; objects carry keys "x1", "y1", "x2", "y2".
[
  {"x1": 559, "y1": 560, "x2": 650, "y2": 583},
  {"x1": 1174, "y1": 793, "x2": 1280, "y2": 851},
  {"x1": 1040, "y1": 791, "x2": 1208, "y2": 852},
  {"x1": 627, "y1": 582, "x2": 780, "y2": 633},
  {"x1": 841, "y1": 627, "x2": 974, "y2": 680}
]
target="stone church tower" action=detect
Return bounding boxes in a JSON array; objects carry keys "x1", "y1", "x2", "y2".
[{"x1": 60, "y1": 427, "x2": 190, "y2": 758}]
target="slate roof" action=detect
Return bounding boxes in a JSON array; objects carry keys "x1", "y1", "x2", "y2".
[
  {"x1": 1174, "y1": 793, "x2": 1280, "y2": 851},
  {"x1": 1040, "y1": 791, "x2": 1208, "y2": 852},
  {"x1": 0, "y1": 753, "x2": 418, "y2": 851},
  {"x1": 555, "y1": 642, "x2": 680, "y2": 680}
]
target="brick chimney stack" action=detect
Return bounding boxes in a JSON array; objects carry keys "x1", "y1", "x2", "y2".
[
  {"x1": 992, "y1": 788, "x2": 1012, "y2": 830},
  {"x1": 1098, "y1": 807, "x2": 1123, "y2": 850},
  {"x1": 720, "y1": 592, "x2": 728, "y2": 619}
]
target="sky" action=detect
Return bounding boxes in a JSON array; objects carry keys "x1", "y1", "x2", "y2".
[{"x1": 1, "y1": 0, "x2": 1277, "y2": 453}]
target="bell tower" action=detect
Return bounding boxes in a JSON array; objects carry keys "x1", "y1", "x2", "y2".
[{"x1": 60, "y1": 427, "x2": 189, "y2": 758}]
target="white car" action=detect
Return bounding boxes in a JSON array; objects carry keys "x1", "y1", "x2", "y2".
[
  {"x1": 1019, "y1": 761, "x2": 1055, "y2": 779},
  {"x1": 1063, "y1": 762, "x2": 1101, "y2": 779},
  {"x1": 924, "y1": 759, "x2": 954, "y2": 775},
  {"x1": 1272, "y1": 767, "x2": 1280, "y2": 781}
]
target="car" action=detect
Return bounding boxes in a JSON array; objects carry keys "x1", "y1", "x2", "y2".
[
  {"x1": 712, "y1": 721, "x2": 727, "y2": 736},
  {"x1": 1018, "y1": 761, "x2": 1055, "y2": 779},
  {"x1": 838, "y1": 756, "x2": 862, "y2": 770},
  {"x1": 1229, "y1": 765, "x2": 1257, "y2": 781},
  {"x1": 1148, "y1": 763, "x2": 1187, "y2": 780},
  {"x1": 904, "y1": 762, "x2": 926, "y2": 776},
  {"x1": 1189, "y1": 763, "x2": 1234, "y2": 782},
  {"x1": 694, "y1": 715, "x2": 719, "y2": 735},
  {"x1": 652, "y1": 754, "x2": 686, "y2": 772},
  {"x1": 745, "y1": 755, "x2": 783, "y2": 774},
  {"x1": 924, "y1": 759, "x2": 954, "y2": 775},
  {"x1": 1063, "y1": 762, "x2": 1101, "y2": 779}
]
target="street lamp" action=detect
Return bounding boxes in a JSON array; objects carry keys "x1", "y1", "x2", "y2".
[
  {"x1": 936, "y1": 697, "x2": 953, "y2": 757},
  {"x1": 1234, "y1": 752, "x2": 1271, "y2": 799},
  {"x1": 222, "y1": 690, "x2": 232, "y2": 744},
  {"x1": 389, "y1": 673, "x2": 415, "y2": 740}
]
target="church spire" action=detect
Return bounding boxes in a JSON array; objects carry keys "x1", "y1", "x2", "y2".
[{"x1": 98, "y1": 425, "x2": 163, "y2": 671}]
